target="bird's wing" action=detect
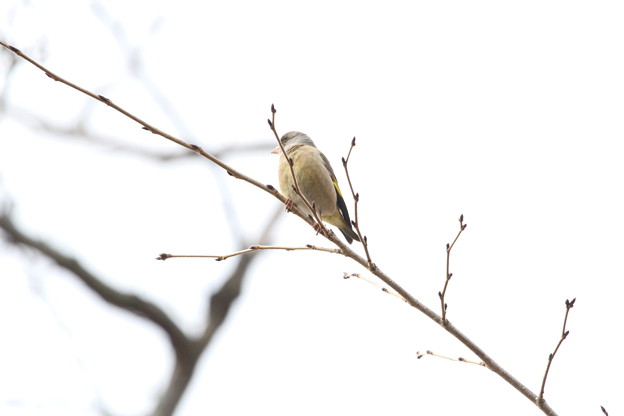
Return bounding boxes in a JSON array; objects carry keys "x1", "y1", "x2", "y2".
[{"x1": 319, "y1": 151, "x2": 352, "y2": 225}]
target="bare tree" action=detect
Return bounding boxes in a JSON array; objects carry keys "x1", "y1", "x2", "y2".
[{"x1": 2, "y1": 40, "x2": 597, "y2": 416}]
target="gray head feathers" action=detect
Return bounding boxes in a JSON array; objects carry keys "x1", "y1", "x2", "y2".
[{"x1": 280, "y1": 131, "x2": 316, "y2": 150}]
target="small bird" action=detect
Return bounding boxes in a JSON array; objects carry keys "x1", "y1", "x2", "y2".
[{"x1": 272, "y1": 131, "x2": 360, "y2": 244}]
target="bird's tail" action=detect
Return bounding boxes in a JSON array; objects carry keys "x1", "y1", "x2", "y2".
[{"x1": 339, "y1": 225, "x2": 360, "y2": 244}]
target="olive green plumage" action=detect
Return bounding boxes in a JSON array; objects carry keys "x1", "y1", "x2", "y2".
[{"x1": 274, "y1": 131, "x2": 360, "y2": 244}]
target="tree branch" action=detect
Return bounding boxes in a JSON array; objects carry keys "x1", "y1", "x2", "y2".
[
  {"x1": 148, "y1": 201, "x2": 280, "y2": 416},
  {"x1": 416, "y1": 349, "x2": 486, "y2": 367},
  {"x1": 267, "y1": 104, "x2": 332, "y2": 238},
  {"x1": 439, "y1": 214, "x2": 467, "y2": 323},
  {"x1": 0, "y1": 41, "x2": 562, "y2": 416},
  {"x1": 157, "y1": 244, "x2": 342, "y2": 261},
  {"x1": 538, "y1": 298, "x2": 576, "y2": 403},
  {"x1": 341, "y1": 137, "x2": 374, "y2": 268}
]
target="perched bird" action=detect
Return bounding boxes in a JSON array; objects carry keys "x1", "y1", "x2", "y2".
[{"x1": 272, "y1": 131, "x2": 360, "y2": 244}]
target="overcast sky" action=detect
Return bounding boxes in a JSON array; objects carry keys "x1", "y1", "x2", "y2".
[{"x1": 1, "y1": 1, "x2": 623, "y2": 415}]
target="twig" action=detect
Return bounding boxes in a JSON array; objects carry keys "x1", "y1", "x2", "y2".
[
  {"x1": 0, "y1": 42, "x2": 561, "y2": 416},
  {"x1": 0, "y1": 42, "x2": 299, "y2": 222},
  {"x1": 538, "y1": 298, "x2": 576, "y2": 404},
  {"x1": 267, "y1": 105, "x2": 331, "y2": 238},
  {"x1": 416, "y1": 350, "x2": 486, "y2": 367},
  {"x1": 600, "y1": 405, "x2": 609, "y2": 416},
  {"x1": 438, "y1": 214, "x2": 467, "y2": 324},
  {"x1": 343, "y1": 272, "x2": 407, "y2": 303},
  {"x1": 157, "y1": 244, "x2": 342, "y2": 261},
  {"x1": 341, "y1": 137, "x2": 374, "y2": 269}
]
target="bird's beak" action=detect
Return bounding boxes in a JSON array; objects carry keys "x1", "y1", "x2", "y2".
[{"x1": 271, "y1": 145, "x2": 281, "y2": 154}]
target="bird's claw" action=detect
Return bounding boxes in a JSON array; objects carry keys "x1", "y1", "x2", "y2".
[
  {"x1": 284, "y1": 199, "x2": 296, "y2": 212},
  {"x1": 313, "y1": 222, "x2": 331, "y2": 237}
]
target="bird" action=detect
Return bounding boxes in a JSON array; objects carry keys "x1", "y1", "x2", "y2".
[{"x1": 272, "y1": 131, "x2": 360, "y2": 244}]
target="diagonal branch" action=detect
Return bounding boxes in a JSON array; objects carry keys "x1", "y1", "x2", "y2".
[{"x1": 0, "y1": 41, "x2": 561, "y2": 416}]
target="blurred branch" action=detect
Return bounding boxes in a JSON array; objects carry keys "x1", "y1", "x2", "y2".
[
  {"x1": 5, "y1": 105, "x2": 272, "y2": 161},
  {"x1": 0, "y1": 41, "x2": 563, "y2": 416},
  {"x1": 0, "y1": 209, "x2": 190, "y2": 353},
  {"x1": 0, "y1": 201, "x2": 279, "y2": 416}
]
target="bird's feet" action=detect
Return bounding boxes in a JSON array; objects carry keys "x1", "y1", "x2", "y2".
[
  {"x1": 312, "y1": 222, "x2": 323, "y2": 235},
  {"x1": 284, "y1": 199, "x2": 296, "y2": 212},
  {"x1": 312, "y1": 222, "x2": 332, "y2": 237}
]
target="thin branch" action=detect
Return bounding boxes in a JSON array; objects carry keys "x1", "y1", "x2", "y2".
[
  {"x1": 157, "y1": 244, "x2": 343, "y2": 261},
  {"x1": 149, "y1": 200, "x2": 280, "y2": 416},
  {"x1": 439, "y1": 214, "x2": 467, "y2": 323},
  {"x1": 538, "y1": 298, "x2": 576, "y2": 403},
  {"x1": 343, "y1": 272, "x2": 407, "y2": 303},
  {"x1": 0, "y1": 42, "x2": 561, "y2": 416},
  {"x1": 267, "y1": 104, "x2": 332, "y2": 238},
  {"x1": 416, "y1": 349, "x2": 486, "y2": 367},
  {"x1": 0, "y1": 41, "x2": 290, "y2": 217},
  {"x1": 4, "y1": 105, "x2": 273, "y2": 160},
  {"x1": 342, "y1": 137, "x2": 374, "y2": 268}
]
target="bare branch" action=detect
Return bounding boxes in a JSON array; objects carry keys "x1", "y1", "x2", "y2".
[
  {"x1": 343, "y1": 272, "x2": 407, "y2": 303},
  {"x1": 268, "y1": 104, "x2": 331, "y2": 238},
  {"x1": 341, "y1": 137, "x2": 374, "y2": 269},
  {"x1": 416, "y1": 350, "x2": 486, "y2": 367},
  {"x1": 538, "y1": 298, "x2": 576, "y2": 403},
  {"x1": 439, "y1": 214, "x2": 467, "y2": 323},
  {"x1": 4, "y1": 105, "x2": 273, "y2": 160},
  {"x1": 157, "y1": 244, "x2": 343, "y2": 261},
  {"x1": 149, "y1": 201, "x2": 280, "y2": 416},
  {"x1": 0, "y1": 42, "x2": 562, "y2": 416}
]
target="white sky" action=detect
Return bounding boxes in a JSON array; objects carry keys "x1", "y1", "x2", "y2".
[{"x1": 1, "y1": 0, "x2": 623, "y2": 415}]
